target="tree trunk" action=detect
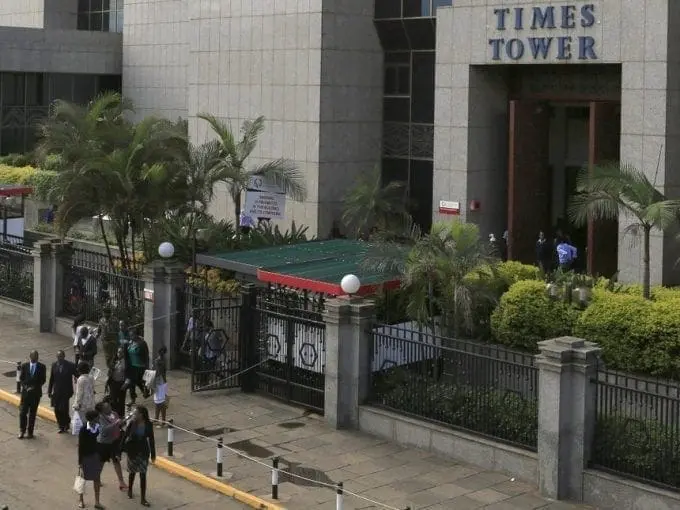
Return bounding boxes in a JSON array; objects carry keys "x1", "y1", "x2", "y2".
[
  {"x1": 233, "y1": 192, "x2": 242, "y2": 228},
  {"x1": 643, "y1": 226, "x2": 651, "y2": 300},
  {"x1": 98, "y1": 214, "x2": 115, "y2": 269}
]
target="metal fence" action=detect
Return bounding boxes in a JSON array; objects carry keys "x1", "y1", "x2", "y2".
[
  {"x1": 0, "y1": 241, "x2": 34, "y2": 304},
  {"x1": 62, "y1": 247, "x2": 144, "y2": 325},
  {"x1": 255, "y1": 286, "x2": 326, "y2": 414},
  {"x1": 368, "y1": 323, "x2": 539, "y2": 450},
  {"x1": 591, "y1": 369, "x2": 680, "y2": 491}
]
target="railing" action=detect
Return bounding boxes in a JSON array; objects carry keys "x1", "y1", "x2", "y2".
[
  {"x1": 591, "y1": 369, "x2": 680, "y2": 491},
  {"x1": 368, "y1": 324, "x2": 539, "y2": 450},
  {"x1": 0, "y1": 242, "x2": 34, "y2": 304},
  {"x1": 62, "y1": 247, "x2": 144, "y2": 324}
]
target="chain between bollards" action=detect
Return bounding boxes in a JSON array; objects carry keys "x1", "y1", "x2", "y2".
[
  {"x1": 216, "y1": 436, "x2": 224, "y2": 477},
  {"x1": 336, "y1": 481, "x2": 343, "y2": 510},
  {"x1": 271, "y1": 456, "x2": 279, "y2": 499},
  {"x1": 15, "y1": 362, "x2": 20, "y2": 394},
  {"x1": 167, "y1": 418, "x2": 174, "y2": 457}
]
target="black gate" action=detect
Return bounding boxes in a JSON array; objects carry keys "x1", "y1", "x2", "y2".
[
  {"x1": 177, "y1": 283, "x2": 242, "y2": 392},
  {"x1": 254, "y1": 286, "x2": 326, "y2": 413}
]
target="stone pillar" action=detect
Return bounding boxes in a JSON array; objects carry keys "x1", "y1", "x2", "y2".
[
  {"x1": 164, "y1": 262, "x2": 186, "y2": 369},
  {"x1": 536, "y1": 336, "x2": 601, "y2": 501},
  {"x1": 32, "y1": 241, "x2": 53, "y2": 332},
  {"x1": 52, "y1": 241, "x2": 73, "y2": 331},
  {"x1": 143, "y1": 261, "x2": 168, "y2": 358},
  {"x1": 323, "y1": 297, "x2": 376, "y2": 429}
]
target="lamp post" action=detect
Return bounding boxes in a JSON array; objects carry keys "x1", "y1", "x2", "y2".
[
  {"x1": 182, "y1": 226, "x2": 207, "y2": 274},
  {"x1": 340, "y1": 274, "x2": 361, "y2": 296}
]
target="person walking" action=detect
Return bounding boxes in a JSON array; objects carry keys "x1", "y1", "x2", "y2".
[
  {"x1": 73, "y1": 361, "x2": 96, "y2": 426},
  {"x1": 95, "y1": 399, "x2": 128, "y2": 492},
  {"x1": 48, "y1": 350, "x2": 77, "y2": 433},
  {"x1": 73, "y1": 324, "x2": 89, "y2": 366},
  {"x1": 105, "y1": 347, "x2": 127, "y2": 418},
  {"x1": 18, "y1": 350, "x2": 47, "y2": 439},
  {"x1": 123, "y1": 405, "x2": 156, "y2": 506},
  {"x1": 77, "y1": 409, "x2": 105, "y2": 509},
  {"x1": 125, "y1": 331, "x2": 150, "y2": 403},
  {"x1": 99, "y1": 309, "x2": 117, "y2": 370},
  {"x1": 152, "y1": 347, "x2": 169, "y2": 427},
  {"x1": 556, "y1": 236, "x2": 578, "y2": 271},
  {"x1": 80, "y1": 326, "x2": 99, "y2": 367},
  {"x1": 536, "y1": 231, "x2": 553, "y2": 273}
]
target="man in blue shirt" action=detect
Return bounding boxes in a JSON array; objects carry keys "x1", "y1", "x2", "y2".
[{"x1": 556, "y1": 237, "x2": 578, "y2": 270}]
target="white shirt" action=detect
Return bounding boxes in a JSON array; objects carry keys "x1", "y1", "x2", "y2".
[{"x1": 73, "y1": 325, "x2": 87, "y2": 347}]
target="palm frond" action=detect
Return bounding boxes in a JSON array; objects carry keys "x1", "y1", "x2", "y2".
[
  {"x1": 249, "y1": 159, "x2": 307, "y2": 201},
  {"x1": 197, "y1": 113, "x2": 237, "y2": 155},
  {"x1": 237, "y1": 116, "x2": 266, "y2": 162}
]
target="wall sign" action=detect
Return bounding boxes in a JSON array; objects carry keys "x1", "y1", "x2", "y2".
[
  {"x1": 244, "y1": 175, "x2": 287, "y2": 220},
  {"x1": 439, "y1": 200, "x2": 460, "y2": 215},
  {"x1": 143, "y1": 288, "x2": 154, "y2": 302},
  {"x1": 488, "y1": 4, "x2": 598, "y2": 62}
]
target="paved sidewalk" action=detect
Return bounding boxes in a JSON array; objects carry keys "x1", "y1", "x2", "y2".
[{"x1": 0, "y1": 315, "x2": 594, "y2": 510}]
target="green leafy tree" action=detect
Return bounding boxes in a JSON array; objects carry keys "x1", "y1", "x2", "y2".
[
  {"x1": 568, "y1": 162, "x2": 680, "y2": 299},
  {"x1": 37, "y1": 93, "x2": 188, "y2": 271},
  {"x1": 198, "y1": 114, "x2": 306, "y2": 226},
  {"x1": 364, "y1": 218, "x2": 497, "y2": 337},
  {"x1": 341, "y1": 165, "x2": 408, "y2": 239}
]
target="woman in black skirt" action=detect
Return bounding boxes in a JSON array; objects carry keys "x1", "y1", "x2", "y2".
[
  {"x1": 77, "y1": 409, "x2": 104, "y2": 509},
  {"x1": 95, "y1": 399, "x2": 127, "y2": 491},
  {"x1": 123, "y1": 405, "x2": 155, "y2": 506}
]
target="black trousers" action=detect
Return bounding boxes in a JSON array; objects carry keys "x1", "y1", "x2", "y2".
[
  {"x1": 52, "y1": 395, "x2": 71, "y2": 430},
  {"x1": 19, "y1": 392, "x2": 40, "y2": 434},
  {"x1": 128, "y1": 366, "x2": 147, "y2": 401},
  {"x1": 108, "y1": 379, "x2": 125, "y2": 417}
]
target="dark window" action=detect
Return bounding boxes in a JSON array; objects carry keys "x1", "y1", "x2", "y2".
[
  {"x1": 375, "y1": 0, "x2": 402, "y2": 19},
  {"x1": 383, "y1": 97, "x2": 410, "y2": 122},
  {"x1": 409, "y1": 159, "x2": 433, "y2": 231},
  {"x1": 2, "y1": 74, "x2": 25, "y2": 106},
  {"x1": 382, "y1": 158, "x2": 409, "y2": 185},
  {"x1": 50, "y1": 74, "x2": 74, "y2": 102},
  {"x1": 78, "y1": 0, "x2": 123, "y2": 32},
  {"x1": 25, "y1": 74, "x2": 46, "y2": 106},
  {"x1": 73, "y1": 75, "x2": 97, "y2": 104},
  {"x1": 411, "y1": 51, "x2": 435, "y2": 123},
  {"x1": 375, "y1": 20, "x2": 410, "y2": 50},
  {"x1": 97, "y1": 74, "x2": 122, "y2": 94},
  {"x1": 404, "y1": 18, "x2": 436, "y2": 49},
  {"x1": 384, "y1": 64, "x2": 410, "y2": 95},
  {"x1": 403, "y1": 0, "x2": 430, "y2": 18}
]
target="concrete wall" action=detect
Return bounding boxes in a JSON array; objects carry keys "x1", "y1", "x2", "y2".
[
  {"x1": 436, "y1": 0, "x2": 680, "y2": 285},
  {"x1": 0, "y1": 0, "x2": 44, "y2": 28},
  {"x1": 122, "y1": 0, "x2": 190, "y2": 121},
  {"x1": 0, "y1": 27, "x2": 122, "y2": 75},
  {"x1": 359, "y1": 405, "x2": 538, "y2": 482},
  {"x1": 583, "y1": 470, "x2": 680, "y2": 510}
]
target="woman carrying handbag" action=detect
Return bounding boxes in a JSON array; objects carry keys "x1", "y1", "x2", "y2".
[
  {"x1": 76, "y1": 409, "x2": 105, "y2": 509},
  {"x1": 122, "y1": 405, "x2": 156, "y2": 506}
]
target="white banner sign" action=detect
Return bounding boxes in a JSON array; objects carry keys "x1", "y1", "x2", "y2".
[
  {"x1": 247, "y1": 175, "x2": 284, "y2": 194},
  {"x1": 243, "y1": 190, "x2": 286, "y2": 220}
]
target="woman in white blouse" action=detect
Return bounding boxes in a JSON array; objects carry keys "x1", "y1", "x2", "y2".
[{"x1": 73, "y1": 361, "x2": 96, "y2": 424}]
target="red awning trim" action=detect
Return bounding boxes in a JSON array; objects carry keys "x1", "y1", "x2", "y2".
[
  {"x1": 0, "y1": 186, "x2": 32, "y2": 197},
  {"x1": 256, "y1": 269, "x2": 400, "y2": 296}
]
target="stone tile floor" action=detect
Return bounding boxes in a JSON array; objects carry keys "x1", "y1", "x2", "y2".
[{"x1": 0, "y1": 314, "x2": 595, "y2": 509}]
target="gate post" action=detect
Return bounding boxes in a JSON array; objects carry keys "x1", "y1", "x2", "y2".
[
  {"x1": 32, "y1": 241, "x2": 54, "y2": 332},
  {"x1": 239, "y1": 284, "x2": 258, "y2": 393},
  {"x1": 536, "y1": 337, "x2": 601, "y2": 501},
  {"x1": 143, "y1": 260, "x2": 185, "y2": 365},
  {"x1": 323, "y1": 296, "x2": 375, "y2": 430}
]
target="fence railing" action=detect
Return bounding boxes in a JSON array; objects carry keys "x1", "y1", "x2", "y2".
[
  {"x1": 368, "y1": 324, "x2": 539, "y2": 450},
  {"x1": 0, "y1": 243, "x2": 34, "y2": 305},
  {"x1": 62, "y1": 248, "x2": 145, "y2": 324},
  {"x1": 591, "y1": 369, "x2": 680, "y2": 491}
]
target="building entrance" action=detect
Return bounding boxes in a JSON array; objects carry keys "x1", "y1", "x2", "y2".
[{"x1": 507, "y1": 99, "x2": 620, "y2": 277}]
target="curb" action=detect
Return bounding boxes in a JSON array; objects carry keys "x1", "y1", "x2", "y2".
[{"x1": 0, "y1": 389, "x2": 285, "y2": 510}]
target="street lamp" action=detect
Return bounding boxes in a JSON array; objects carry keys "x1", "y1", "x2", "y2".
[
  {"x1": 182, "y1": 226, "x2": 207, "y2": 274},
  {"x1": 340, "y1": 274, "x2": 361, "y2": 295},
  {"x1": 158, "y1": 241, "x2": 175, "y2": 259}
]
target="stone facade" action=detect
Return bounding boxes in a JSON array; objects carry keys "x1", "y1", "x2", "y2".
[
  {"x1": 436, "y1": 0, "x2": 680, "y2": 285},
  {"x1": 0, "y1": 0, "x2": 44, "y2": 28}
]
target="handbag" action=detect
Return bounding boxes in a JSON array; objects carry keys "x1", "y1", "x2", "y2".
[
  {"x1": 71, "y1": 410, "x2": 83, "y2": 436},
  {"x1": 73, "y1": 468, "x2": 86, "y2": 495}
]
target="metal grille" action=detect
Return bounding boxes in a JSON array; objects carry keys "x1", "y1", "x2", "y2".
[
  {"x1": 0, "y1": 240, "x2": 34, "y2": 305},
  {"x1": 382, "y1": 122, "x2": 434, "y2": 160},
  {"x1": 254, "y1": 286, "x2": 326, "y2": 414}
]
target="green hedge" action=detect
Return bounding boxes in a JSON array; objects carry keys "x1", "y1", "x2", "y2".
[
  {"x1": 593, "y1": 414, "x2": 680, "y2": 488},
  {"x1": 0, "y1": 164, "x2": 58, "y2": 201},
  {"x1": 372, "y1": 369, "x2": 537, "y2": 448},
  {"x1": 490, "y1": 280, "x2": 581, "y2": 352}
]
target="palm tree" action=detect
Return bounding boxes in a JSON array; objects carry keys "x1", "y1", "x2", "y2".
[
  {"x1": 198, "y1": 114, "x2": 306, "y2": 225},
  {"x1": 364, "y1": 218, "x2": 497, "y2": 337},
  {"x1": 37, "y1": 94, "x2": 188, "y2": 270},
  {"x1": 342, "y1": 165, "x2": 408, "y2": 239},
  {"x1": 568, "y1": 162, "x2": 680, "y2": 299}
]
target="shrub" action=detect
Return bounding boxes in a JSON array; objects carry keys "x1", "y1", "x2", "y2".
[
  {"x1": 593, "y1": 415, "x2": 680, "y2": 488},
  {"x1": 629, "y1": 298, "x2": 680, "y2": 379},
  {"x1": 574, "y1": 290, "x2": 651, "y2": 372},
  {"x1": 372, "y1": 369, "x2": 538, "y2": 447},
  {"x1": 185, "y1": 266, "x2": 240, "y2": 295},
  {"x1": 491, "y1": 280, "x2": 581, "y2": 351},
  {"x1": 0, "y1": 164, "x2": 58, "y2": 201},
  {"x1": 496, "y1": 261, "x2": 542, "y2": 287},
  {"x1": 0, "y1": 153, "x2": 32, "y2": 167}
]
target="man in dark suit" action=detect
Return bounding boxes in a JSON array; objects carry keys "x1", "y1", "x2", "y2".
[
  {"x1": 18, "y1": 350, "x2": 47, "y2": 439},
  {"x1": 47, "y1": 350, "x2": 77, "y2": 433}
]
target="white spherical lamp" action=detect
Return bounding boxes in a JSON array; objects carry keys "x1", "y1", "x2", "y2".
[
  {"x1": 158, "y1": 241, "x2": 175, "y2": 259},
  {"x1": 340, "y1": 274, "x2": 361, "y2": 295}
]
